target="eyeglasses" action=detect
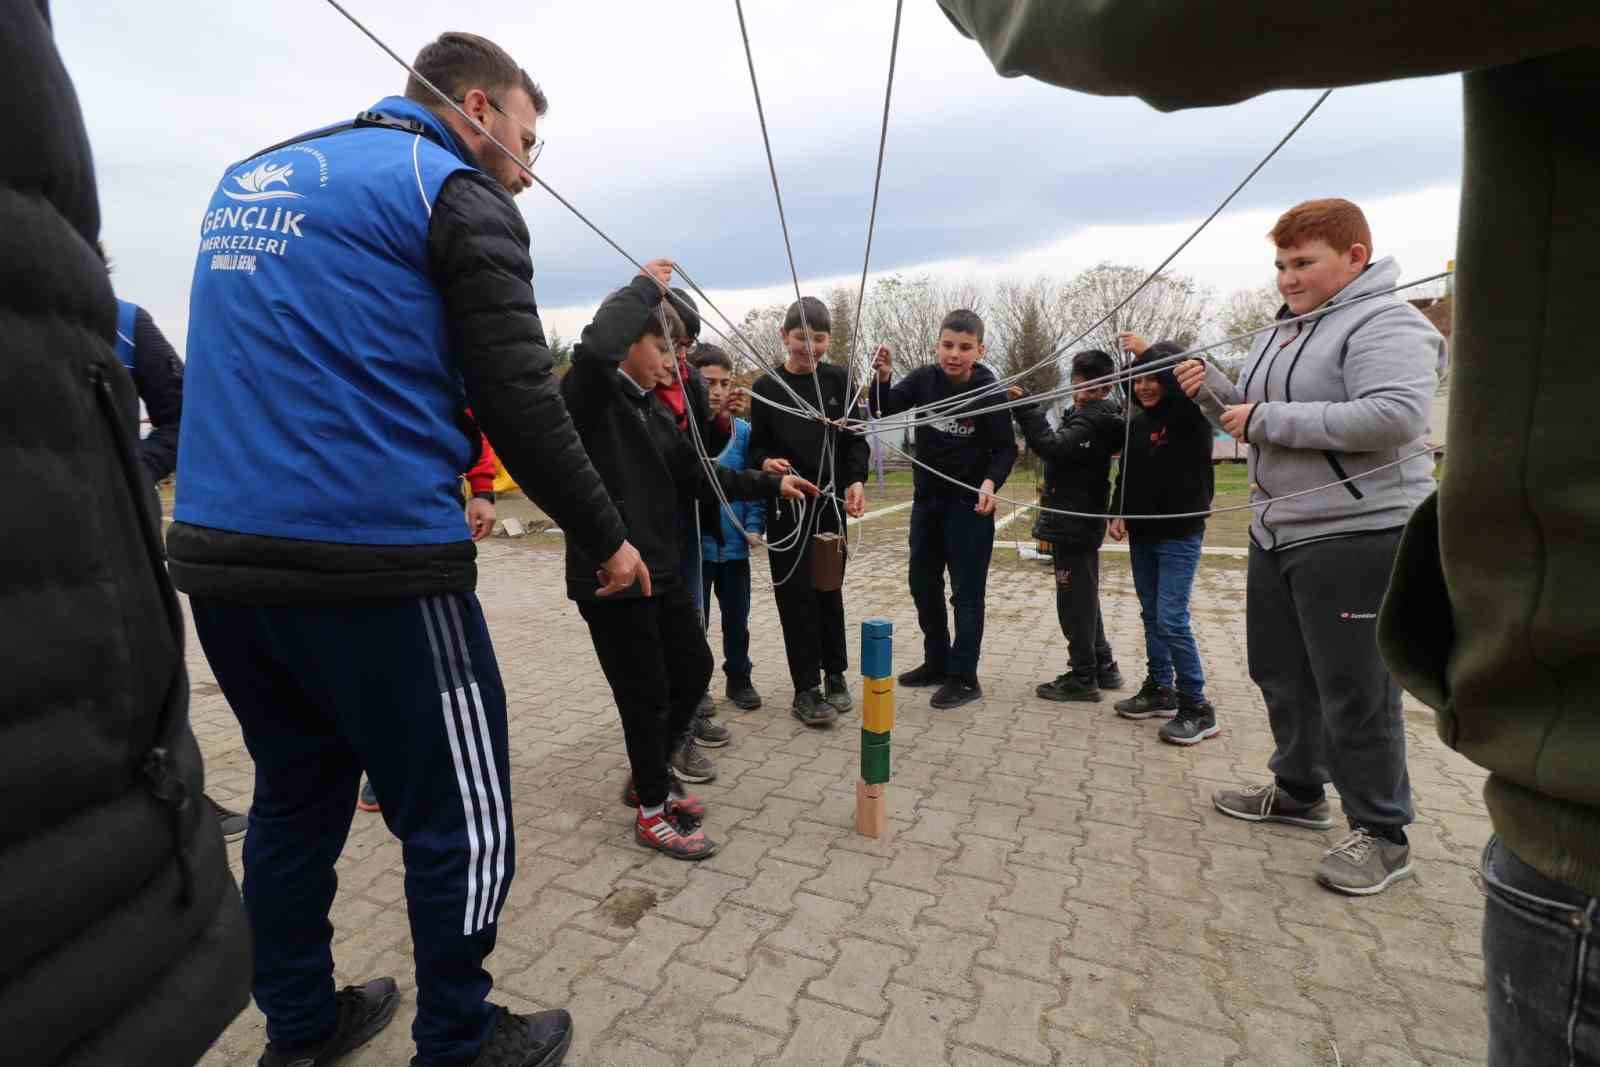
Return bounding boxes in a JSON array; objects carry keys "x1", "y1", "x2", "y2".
[{"x1": 454, "y1": 93, "x2": 544, "y2": 166}]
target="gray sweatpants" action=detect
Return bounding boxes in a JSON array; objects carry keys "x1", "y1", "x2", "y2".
[{"x1": 1247, "y1": 529, "x2": 1414, "y2": 832}]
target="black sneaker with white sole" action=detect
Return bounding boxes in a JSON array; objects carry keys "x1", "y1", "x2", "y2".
[
  {"x1": 1114, "y1": 678, "x2": 1178, "y2": 719},
  {"x1": 1096, "y1": 663, "x2": 1126, "y2": 691},
  {"x1": 1158, "y1": 696, "x2": 1219, "y2": 745},
  {"x1": 930, "y1": 678, "x2": 982, "y2": 710},
  {"x1": 726, "y1": 675, "x2": 762, "y2": 710},
  {"x1": 824, "y1": 672, "x2": 853, "y2": 713},
  {"x1": 791, "y1": 687, "x2": 837, "y2": 727},
  {"x1": 1036, "y1": 673, "x2": 1100, "y2": 703},
  {"x1": 259, "y1": 977, "x2": 400, "y2": 1067}
]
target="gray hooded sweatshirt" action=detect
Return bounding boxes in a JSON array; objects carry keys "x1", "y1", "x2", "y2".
[{"x1": 1194, "y1": 257, "x2": 1446, "y2": 551}]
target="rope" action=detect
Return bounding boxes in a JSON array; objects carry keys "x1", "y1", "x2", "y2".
[{"x1": 874, "y1": 89, "x2": 1336, "y2": 423}]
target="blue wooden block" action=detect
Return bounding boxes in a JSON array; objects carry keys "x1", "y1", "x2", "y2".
[
  {"x1": 861, "y1": 636, "x2": 892, "y2": 679},
  {"x1": 862, "y1": 618, "x2": 894, "y2": 641}
]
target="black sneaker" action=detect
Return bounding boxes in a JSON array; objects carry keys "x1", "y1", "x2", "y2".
[
  {"x1": 1158, "y1": 696, "x2": 1220, "y2": 745},
  {"x1": 692, "y1": 712, "x2": 731, "y2": 748},
  {"x1": 898, "y1": 663, "x2": 945, "y2": 688},
  {"x1": 1035, "y1": 673, "x2": 1101, "y2": 703},
  {"x1": 726, "y1": 675, "x2": 762, "y2": 710},
  {"x1": 930, "y1": 678, "x2": 983, "y2": 710},
  {"x1": 791, "y1": 687, "x2": 838, "y2": 727},
  {"x1": 206, "y1": 794, "x2": 249, "y2": 842},
  {"x1": 697, "y1": 691, "x2": 717, "y2": 718},
  {"x1": 411, "y1": 1005, "x2": 573, "y2": 1067},
  {"x1": 1097, "y1": 663, "x2": 1126, "y2": 691},
  {"x1": 669, "y1": 736, "x2": 718, "y2": 783},
  {"x1": 824, "y1": 672, "x2": 853, "y2": 713},
  {"x1": 261, "y1": 977, "x2": 400, "y2": 1067},
  {"x1": 1114, "y1": 678, "x2": 1178, "y2": 720}
]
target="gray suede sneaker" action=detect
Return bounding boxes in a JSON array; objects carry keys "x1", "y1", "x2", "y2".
[
  {"x1": 792, "y1": 688, "x2": 838, "y2": 727},
  {"x1": 824, "y1": 673, "x2": 853, "y2": 713},
  {"x1": 669, "y1": 737, "x2": 717, "y2": 783},
  {"x1": 1212, "y1": 782, "x2": 1334, "y2": 830},
  {"x1": 1316, "y1": 829, "x2": 1413, "y2": 896}
]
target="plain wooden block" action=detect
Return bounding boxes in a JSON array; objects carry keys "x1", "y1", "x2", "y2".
[{"x1": 856, "y1": 779, "x2": 887, "y2": 838}]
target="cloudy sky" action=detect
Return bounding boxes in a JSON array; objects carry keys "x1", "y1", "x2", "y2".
[{"x1": 55, "y1": 1, "x2": 1464, "y2": 355}]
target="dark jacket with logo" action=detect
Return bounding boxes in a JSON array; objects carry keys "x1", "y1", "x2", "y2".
[
  {"x1": 1014, "y1": 397, "x2": 1125, "y2": 551},
  {"x1": 0, "y1": 3, "x2": 252, "y2": 1062},
  {"x1": 167, "y1": 98, "x2": 624, "y2": 603},
  {"x1": 1110, "y1": 353, "x2": 1214, "y2": 542},
  {"x1": 938, "y1": 0, "x2": 1600, "y2": 896},
  {"x1": 561, "y1": 276, "x2": 775, "y2": 601},
  {"x1": 868, "y1": 363, "x2": 1017, "y2": 509}
]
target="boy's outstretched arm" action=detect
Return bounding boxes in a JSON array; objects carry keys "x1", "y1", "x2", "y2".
[
  {"x1": 936, "y1": 0, "x2": 1599, "y2": 111},
  {"x1": 1014, "y1": 402, "x2": 1102, "y2": 464}
]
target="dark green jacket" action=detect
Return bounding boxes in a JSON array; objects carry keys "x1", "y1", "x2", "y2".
[{"x1": 939, "y1": 0, "x2": 1600, "y2": 895}]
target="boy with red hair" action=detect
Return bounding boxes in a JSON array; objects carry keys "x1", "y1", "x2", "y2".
[{"x1": 1176, "y1": 198, "x2": 1445, "y2": 895}]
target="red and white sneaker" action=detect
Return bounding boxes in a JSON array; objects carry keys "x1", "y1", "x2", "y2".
[
  {"x1": 621, "y1": 776, "x2": 707, "y2": 821},
  {"x1": 635, "y1": 809, "x2": 719, "y2": 860}
]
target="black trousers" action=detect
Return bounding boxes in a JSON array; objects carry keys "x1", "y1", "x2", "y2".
[
  {"x1": 577, "y1": 583, "x2": 712, "y2": 808},
  {"x1": 1248, "y1": 529, "x2": 1413, "y2": 831},
  {"x1": 1052, "y1": 546, "x2": 1115, "y2": 679},
  {"x1": 907, "y1": 503, "x2": 995, "y2": 682},
  {"x1": 767, "y1": 498, "x2": 848, "y2": 693}
]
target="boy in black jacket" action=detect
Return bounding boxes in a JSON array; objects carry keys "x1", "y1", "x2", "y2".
[
  {"x1": 868, "y1": 309, "x2": 1017, "y2": 709},
  {"x1": 1109, "y1": 337, "x2": 1219, "y2": 745},
  {"x1": 747, "y1": 296, "x2": 871, "y2": 726},
  {"x1": 1011, "y1": 349, "x2": 1127, "y2": 704},
  {"x1": 562, "y1": 262, "x2": 817, "y2": 859}
]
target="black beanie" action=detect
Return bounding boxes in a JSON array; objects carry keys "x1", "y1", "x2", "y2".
[{"x1": 669, "y1": 287, "x2": 700, "y2": 340}]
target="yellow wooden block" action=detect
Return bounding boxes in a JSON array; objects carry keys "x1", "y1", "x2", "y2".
[{"x1": 862, "y1": 682, "x2": 895, "y2": 734}]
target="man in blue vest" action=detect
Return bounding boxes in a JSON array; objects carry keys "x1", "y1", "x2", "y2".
[{"x1": 167, "y1": 31, "x2": 647, "y2": 1067}]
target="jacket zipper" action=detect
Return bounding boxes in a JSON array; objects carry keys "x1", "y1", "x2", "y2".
[
  {"x1": 1323, "y1": 451, "x2": 1365, "y2": 500},
  {"x1": 90, "y1": 365, "x2": 196, "y2": 904}
]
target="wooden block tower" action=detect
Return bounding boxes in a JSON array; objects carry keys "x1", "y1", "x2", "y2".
[{"x1": 857, "y1": 618, "x2": 893, "y2": 837}]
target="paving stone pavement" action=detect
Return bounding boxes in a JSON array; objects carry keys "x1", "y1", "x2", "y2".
[{"x1": 192, "y1": 537, "x2": 1492, "y2": 1066}]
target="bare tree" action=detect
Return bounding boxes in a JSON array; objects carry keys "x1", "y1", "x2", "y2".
[
  {"x1": 736, "y1": 304, "x2": 788, "y2": 374},
  {"x1": 989, "y1": 278, "x2": 1064, "y2": 398},
  {"x1": 1212, "y1": 282, "x2": 1282, "y2": 372},
  {"x1": 1058, "y1": 262, "x2": 1215, "y2": 362},
  {"x1": 861, "y1": 273, "x2": 985, "y2": 378},
  {"x1": 824, "y1": 285, "x2": 858, "y2": 370}
]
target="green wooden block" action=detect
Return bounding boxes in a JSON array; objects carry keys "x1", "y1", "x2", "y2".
[
  {"x1": 861, "y1": 743, "x2": 891, "y2": 784},
  {"x1": 860, "y1": 726, "x2": 891, "y2": 748}
]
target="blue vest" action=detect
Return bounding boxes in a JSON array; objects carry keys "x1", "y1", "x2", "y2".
[
  {"x1": 176, "y1": 97, "x2": 479, "y2": 545},
  {"x1": 113, "y1": 298, "x2": 137, "y2": 371}
]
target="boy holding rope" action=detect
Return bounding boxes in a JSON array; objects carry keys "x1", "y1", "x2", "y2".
[
  {"x1": 561, "y1": 262, "x2": 817, "y2": 859},
  {"x1": 869, "y1": 310, "x2": 1017, "y2": 709},
  {"x1": 747, "y1": 297, "x2": 871, "y2": 727}
]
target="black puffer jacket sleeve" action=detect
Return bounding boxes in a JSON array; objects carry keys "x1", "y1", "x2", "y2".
[
  {"x1": 130, "y1": 307, "x2": 183, "y2": 483},
  {"x1": 428, "y1": 171, "x2": 626, "y2": 564}
]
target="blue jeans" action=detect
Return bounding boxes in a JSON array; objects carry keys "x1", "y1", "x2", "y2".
[
  {"x1": 702, "y1": 557, "x2": 754, "y2": 679},
  {"x1": 1128, "y1": 534, "x2": 1206, "y2": 699},
  {"x1": 1481, "y1": 835, "x2": 1600, "y2": 1065},
  {"x1": 908, "y1": 503, "x2": 996, "y2": 681}
]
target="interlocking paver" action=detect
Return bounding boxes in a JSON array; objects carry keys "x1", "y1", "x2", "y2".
[
  {"x1": 955, "y1": 967, "x2": 1058, "y2": 1065},
  {"x1": 808, "y1": 937, "x2": 907, "y2": 1017},
  {"x1": 188, "y1": 538, "x2": 1492, "y2": 1066},
  {"x1": 857, "y1": 984, "x2": 974, "y2": 1067}
]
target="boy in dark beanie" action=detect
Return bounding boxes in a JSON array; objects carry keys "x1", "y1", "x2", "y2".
[
  {"x1": 1011, "y1": 349, "x2": 1128, "y2": 703},
  {"x1": 1109, "y1": 336, "x2": 1218, "y2": 745}
]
